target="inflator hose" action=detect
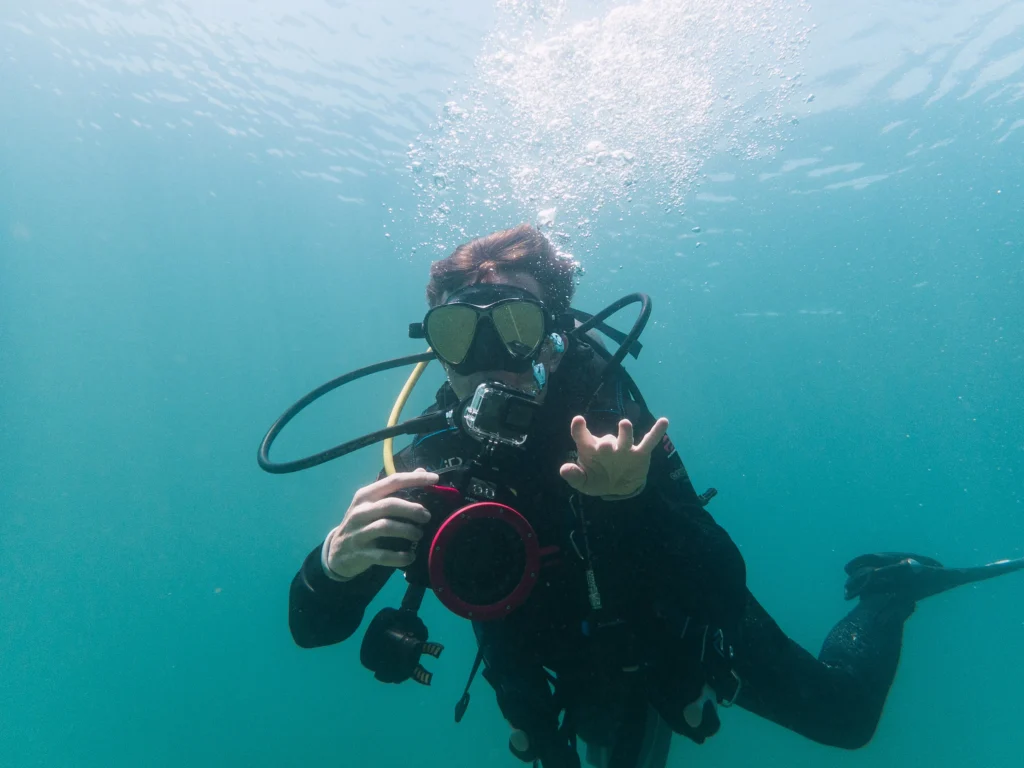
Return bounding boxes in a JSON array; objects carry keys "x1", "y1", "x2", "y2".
[{"x1": 383, "y1": 354, "x2": 432, "y2": 476}]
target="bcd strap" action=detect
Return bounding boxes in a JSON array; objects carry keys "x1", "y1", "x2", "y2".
[{"x1": 454, "y1": 646, "x2": 485, "y2": 723}]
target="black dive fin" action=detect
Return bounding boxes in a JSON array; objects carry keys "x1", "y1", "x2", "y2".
[{"x1": 844, "y1": 551, "x2": 1024, "y2": 603}]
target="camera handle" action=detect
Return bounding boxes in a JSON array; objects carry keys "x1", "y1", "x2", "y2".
[{"x1": 359, "y1": 584, "x2": 444, "y2": 686}]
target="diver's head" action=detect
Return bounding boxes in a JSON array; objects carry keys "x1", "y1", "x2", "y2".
[{"x1": 424, "y1": 225, "x2": 578, "y2": 400}]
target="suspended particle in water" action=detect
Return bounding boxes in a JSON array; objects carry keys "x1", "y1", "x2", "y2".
[{"x1": 692, "y1": 226, "x2": 701, "y2": 233}]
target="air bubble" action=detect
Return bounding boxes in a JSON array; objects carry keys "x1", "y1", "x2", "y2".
[{"x1": 409, "y1": 0, "x2": 809, "y2": 253}]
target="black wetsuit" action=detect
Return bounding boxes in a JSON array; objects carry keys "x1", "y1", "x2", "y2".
[{"x1": 289, "y1": 341, "x2": 914, "y2": 765}]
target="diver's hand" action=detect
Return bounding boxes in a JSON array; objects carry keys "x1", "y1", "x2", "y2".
[
  {"x1": 559, "y1": 416, "x2": 669, "y2": 499},
  {"x1": 323, "y1": 469, "x2": 439, "y2": 580}
]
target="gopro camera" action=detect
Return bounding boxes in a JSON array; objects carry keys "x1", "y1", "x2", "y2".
[{"x1": 462, "y1": 382, "x2": 539, "y2": 447}]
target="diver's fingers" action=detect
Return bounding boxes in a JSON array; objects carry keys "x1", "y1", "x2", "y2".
[
  {"x1": 354, "y1": 470, "x2": 440, "y2": 505},
  {"x1": 636, "y1": 418, "x2": 670, "y2": 455},
  {"x1": 361, "y1": 548, "x2": 417, "y2": 570},
  {"x1": 350, "y1": 497, "x2": 431, "y2": 528},
  {"x1": 569, "y1": 415, "x2": 594, "y2": 446},
  {"x1": 559, "y1": 462, "x2": 588, "y2": 492},
  {"x1": 616, "y1": 419, "x2": 634, "y2": 451},
  {"x1": 353, "y1": 517, "x2": 424, "y2": 547}
]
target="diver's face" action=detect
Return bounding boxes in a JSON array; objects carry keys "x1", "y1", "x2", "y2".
[{"x1": 441, "y1": 271, "x2": 565, "y2": 400}]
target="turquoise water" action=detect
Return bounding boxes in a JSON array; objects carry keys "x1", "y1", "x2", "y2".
[{"x1": 2, "y1": 1, "x2": 1022, "y2": 767}]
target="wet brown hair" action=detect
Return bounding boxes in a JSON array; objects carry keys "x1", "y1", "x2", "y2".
[{"x1": 426, "y1": 224, "x2": 578, "y2": 314}]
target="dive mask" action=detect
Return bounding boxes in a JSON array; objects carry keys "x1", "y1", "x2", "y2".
[{"x1": 410, "y1": 284, "x2": 563, "y2": 375}]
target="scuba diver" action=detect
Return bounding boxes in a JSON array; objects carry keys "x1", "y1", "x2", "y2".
[{"x1": 265, "y1": 225, "x2": 1023, "y2": 768}]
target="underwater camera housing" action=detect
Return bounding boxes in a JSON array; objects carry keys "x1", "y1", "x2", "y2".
[
  {"x1": 382, "y1": 480, "x2": 552, "y2": 620},
  {"x1": 378, "y1": 382, "x2": 555, "y2": 621},
  {"x1": 361, "y1": 384, "x2": 558, "y2": 691},
  {"x1": 363, "y1": 468, "x2": 558, "y2": 689}
]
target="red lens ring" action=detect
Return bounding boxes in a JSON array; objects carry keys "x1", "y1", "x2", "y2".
[{"x1": 427, "y1": 501, "x2": 541, "y2": 621}]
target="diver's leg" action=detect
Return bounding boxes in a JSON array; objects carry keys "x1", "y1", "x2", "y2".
[
  {"x1": 732, "y1": 552, "x2": 1023, "y2": 748},
  {"x1": 634, "y1": 707, "x2": 672, "y2": 768},
  {"x1": 731, "y1": 588, "x2": 913, "y2": 749},
  {"x1": 577, "y1": 674, "x2": 672, "y2": 768},
  {"x1": 582, "y1": 706, "x2": 672, "y2": 768}
]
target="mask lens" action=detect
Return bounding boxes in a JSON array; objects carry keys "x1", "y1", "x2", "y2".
[
  {"x1": 426, "y1": 305, "x2": 479, "y2": 365},
  {"x1": 490, "y1": 302, "x2": 546, "y2": 358}
]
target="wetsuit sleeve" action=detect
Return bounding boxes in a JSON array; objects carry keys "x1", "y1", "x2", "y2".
[
  {"x1": 640, "y1": 423, "x2": 748, "y2": 632},
  {"x1": 732, "y1": 588, "x2": 914, "y2": 748},
  {"x1": 288, "y1": 543, "x2": 394, "y2": 648},
  {"x1": 587, "y1": 396, "x2": 748, "y2": 632},
  {"x1": 287, "y1": 423, "x2": 447, "y2": 649},
  {"x1": 288, "y1": 465, "x2": 398, "y2": 649}
]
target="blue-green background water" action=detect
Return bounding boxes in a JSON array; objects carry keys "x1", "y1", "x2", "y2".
[{"x1": 2, "y1": 1, "x2": 1022, "y2": 767}]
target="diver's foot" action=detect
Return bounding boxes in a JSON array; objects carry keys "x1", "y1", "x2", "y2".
[
  {"x1": 844, "y1": 552, "x2": 944, "y2": 602},
  {"x1": 844, "y1": 551, "x2": 1024, "y2": 603}
]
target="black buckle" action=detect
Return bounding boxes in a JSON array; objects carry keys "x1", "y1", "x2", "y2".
[{"x1": 708, "y1": 627, "x2": 742, "y2": 707}]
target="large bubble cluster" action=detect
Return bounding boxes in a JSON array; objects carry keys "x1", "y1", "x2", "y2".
[{"x1": 408, "y1": 0, "x2": 810, "y2": 256}]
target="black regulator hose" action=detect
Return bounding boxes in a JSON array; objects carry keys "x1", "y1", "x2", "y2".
[
  {"x1": 571, "y1": 293, "x2": 651, "y2": 410},
  {"x1": 572, "y1": 293, "x2": 650, "y2": 373},
  {"x1": 258, "y1": 352, "x2": 446, "y2": 474}
]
